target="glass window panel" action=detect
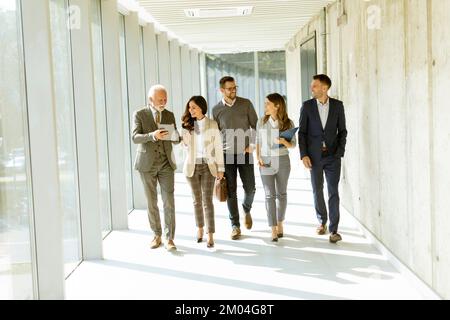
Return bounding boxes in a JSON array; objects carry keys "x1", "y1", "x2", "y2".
[
  {"x1": 206, "y1": 56, "x2": 217, "y2": 113},
  {"x1": 49, "y1": 0, "x2": 82, "y2": 277},
  {"x1": 0, "y1": 0, "x2": 34, "y2": 299},
  {"x1": 258, "y1": 51, "x2": 287, "y2": 113},
  {"x1": 206, "y1": 52, "x2": 256, "y2": 107},
  {"x1": 91, "y1": 0, "x2": 112, "y2": 236},
  {"x1": 206, "y1": 51, "x2": 286, "y2": 117}
]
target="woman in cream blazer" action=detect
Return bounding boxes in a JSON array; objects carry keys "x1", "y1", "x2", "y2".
[{"x1": 181, "y1": 96, "x2": 225, "y2": 248}]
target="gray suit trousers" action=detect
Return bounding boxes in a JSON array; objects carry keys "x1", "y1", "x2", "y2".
[
  {"x1": 259, "y1": 154, "x2": 291, "y2": 227},
  {"x1": 139, "y1": 157, "x2": 176, "y2": 240}
]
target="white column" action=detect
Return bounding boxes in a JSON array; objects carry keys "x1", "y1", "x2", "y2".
[
  {"x1": 157, "y1": 32, "x2": 172, "y2": 101},
  {"x1": 285, "y1": 44, "x2": 301, "y2": 123},
  {"x1": 101, "y1": 0, "x2": 128, "y2": 229},
  {"x1": 21, "y1": 0, "x2": 64, "y2": 299},
  {"x1": 124, "y1": 12, "x2": 146, "y2": 209},
  {"x1": 181, "y1": 45, "x2": 193, "y2": 104},
  {"x1": 69, "y1": 0, "x2": 103, "y2": 259},
  {"x1": 199, "y1": 52, "x2": 208, "y2": 99},
  {"x1": 169, "y1": 40, "x2": 184, "y2": 171},
  {"x1": 169, "y1": 39, "x2": 183, "y2": 119},
  {"x1": 254, "y1": 51, "x2": 260, "y2": 115},
  {"x1": 191, "y1": 49, "x2": 201, "y2": 95},
  {"x1": 143, "y1": 23, "x2": 159, "y2": 92}
]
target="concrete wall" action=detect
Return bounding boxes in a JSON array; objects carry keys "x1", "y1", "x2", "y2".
[{"x1": 285, "y1": 0, "x2": 450, "y2": 299}]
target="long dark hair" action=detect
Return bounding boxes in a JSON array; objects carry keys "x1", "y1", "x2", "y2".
[
  {"x1": 263, "y1": 93, "x2": 292, "y2": 131},
  {"x1": 182, "y1": 96, "x2": 208, "y2": 132}
]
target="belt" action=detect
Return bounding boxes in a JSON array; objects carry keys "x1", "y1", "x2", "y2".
[
  {"x1": 321, "y1": 146, "x2": 330, "y2": 157},
  {"x1": 196, "y1": 158, "x2": 208, "y2": 164}
]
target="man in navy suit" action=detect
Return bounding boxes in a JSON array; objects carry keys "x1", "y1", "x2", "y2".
[{"x1": 298, "y1": 75, "x2": 347, "y2": 243}]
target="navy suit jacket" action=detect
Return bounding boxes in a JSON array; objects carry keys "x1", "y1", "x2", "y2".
[{"x1": 298, "y1": 98, "x2": 347, "y2": 163}]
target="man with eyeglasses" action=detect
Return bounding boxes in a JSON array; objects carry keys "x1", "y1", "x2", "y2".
[{"x1": 212, "y1": 76, "x2": 259, "y2": 240}]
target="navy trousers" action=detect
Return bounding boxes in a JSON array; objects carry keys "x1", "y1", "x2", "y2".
[{"x1": 310, "y1": 154, "x2": 341, "y2": 234}]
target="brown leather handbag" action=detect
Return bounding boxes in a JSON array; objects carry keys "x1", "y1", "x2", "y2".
[{"x1": 214, "y1": 177, "x2": 228, "y2": 202}]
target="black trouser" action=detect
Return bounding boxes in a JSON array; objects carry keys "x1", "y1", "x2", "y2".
[{"x1": 224, "y1": 153, "x2": 256, "y2": 228}]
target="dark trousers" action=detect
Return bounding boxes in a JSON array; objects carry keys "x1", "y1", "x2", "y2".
[
  {"x1": 310, "y1": 154, "x2": 341, "y2": 234},
  {"x1": 224, "y1": 153, "x2": 256, "y2": 228}
]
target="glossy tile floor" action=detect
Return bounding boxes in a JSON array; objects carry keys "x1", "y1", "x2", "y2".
[{"x1": 66, "y1": 154, "x2": 434, "y2": 300}]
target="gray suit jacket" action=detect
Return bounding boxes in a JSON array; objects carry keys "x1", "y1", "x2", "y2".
[{"x1": 132, "y1": 106, "x2": 181, "y2": 172}]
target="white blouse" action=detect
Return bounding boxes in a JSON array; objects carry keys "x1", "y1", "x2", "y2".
[
  {"x1": 268, "y1": 117, "x2": 279, "y2": 129},
  {"x1": 195, "y1": 117, "x2": 206, "y2": 159}
]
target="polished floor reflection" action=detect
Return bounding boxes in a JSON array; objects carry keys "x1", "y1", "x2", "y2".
[{"x1": 66, "y1": 152, "x2": 433, "y2": 300}]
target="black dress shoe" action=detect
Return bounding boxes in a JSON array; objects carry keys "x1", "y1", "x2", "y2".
[
  {"x1": 197, "y1": 238, "x2": 203, "y2": 243},
  {"x1": 277, "y1": 233, "x2": 284, "y2": 238},
  {"x1": 271, "y1": 237, "x2": 278, "y2": 242}
]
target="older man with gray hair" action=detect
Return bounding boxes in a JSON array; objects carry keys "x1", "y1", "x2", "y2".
[{"x1": 132, "y1": 84, "x2": 180, "y2": 251}]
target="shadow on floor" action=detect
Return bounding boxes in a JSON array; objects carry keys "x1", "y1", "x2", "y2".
[
  {"x1": 92, "y1": 258, "x2": 349, "y2": 300},
  {"x1": 113, "y1": 227, "x2": 395, "y2": 290}
]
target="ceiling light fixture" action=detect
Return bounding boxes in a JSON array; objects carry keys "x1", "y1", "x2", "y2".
[{"x1": 184, "y1": 6, "x2": 253, "y2": 18}]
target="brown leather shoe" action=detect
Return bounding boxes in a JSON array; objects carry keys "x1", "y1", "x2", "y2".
[
  {"x1": 329, "y1": 233, "x2": 342, "y2": 244},
  {"x1": 150, "y1": 236, "x2": 162, "y2": 249},
  {"x1": 231, "y1": 227, "x2": 241, "y2": 240},
  {"x1": 165, "y1": 240, "x2": 177, "y2": 251},
  {"x1": 316, "y1": 224, "x2": 327, "y2": 235},
  {"x1": 244, "y1": 213, "x2": 253, "y2": 230}
]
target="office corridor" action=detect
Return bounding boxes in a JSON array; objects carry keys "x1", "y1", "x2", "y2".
[
  {"x1": 2, "y1": 0, "x2": 449, "y2": 301},
  {"x1": 65, "y1": 153, "x2": 435, "y2": 300}
]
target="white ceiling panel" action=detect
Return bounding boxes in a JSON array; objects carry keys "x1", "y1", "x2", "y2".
[{"x1": 138, "y1": 0, "x2": 335, "y2": 53}]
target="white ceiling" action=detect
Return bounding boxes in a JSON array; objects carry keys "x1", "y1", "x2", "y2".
[{"x1": 138, "y1": 0, "x2": 335, "y2": 54}]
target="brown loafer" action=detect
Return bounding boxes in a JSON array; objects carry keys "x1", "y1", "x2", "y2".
[
  {"x1": 329, "y1": 233, "x2": 342, "y2": 244},
  {"x1": 165, "y1": 240, "x2": 177, "y2": 251},
  {"x1": 150, "y1": 236, "x2": 162, "y2": 249},
  {"x1": 316, "y1": 224, "x2": 327, "y2": 235},
  {"x1": 231, "y1": 227, "x2": 241, "y2": 240},
  {"x1": 244, "y1": 213, "x2": 253, "y2": 230}
]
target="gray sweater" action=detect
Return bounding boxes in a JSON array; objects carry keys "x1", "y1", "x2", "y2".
[{"x1": 212, "y1": 97, "x2": 258, "y2": 154}]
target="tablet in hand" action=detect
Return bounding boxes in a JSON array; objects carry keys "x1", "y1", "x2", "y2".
[{"x1": 158, "y1": 124, "x2": 177, "y2": 141}]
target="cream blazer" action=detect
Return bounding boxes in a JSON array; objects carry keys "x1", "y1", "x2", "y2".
[{"x1": 182, "y1": 117, "x2": 225, "y2": 178}]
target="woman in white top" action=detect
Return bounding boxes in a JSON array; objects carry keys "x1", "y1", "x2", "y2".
[
  {"x1": 256, "y1": 93, "x2": 297, "y2": 242},
  {"x1": 181, "y1": 96, "x2": 225, "y2": 248}
]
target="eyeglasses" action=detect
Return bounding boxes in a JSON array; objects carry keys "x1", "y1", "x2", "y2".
[{"x1": 224, "y1": 86, "x2": 238, "y2": 92}]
